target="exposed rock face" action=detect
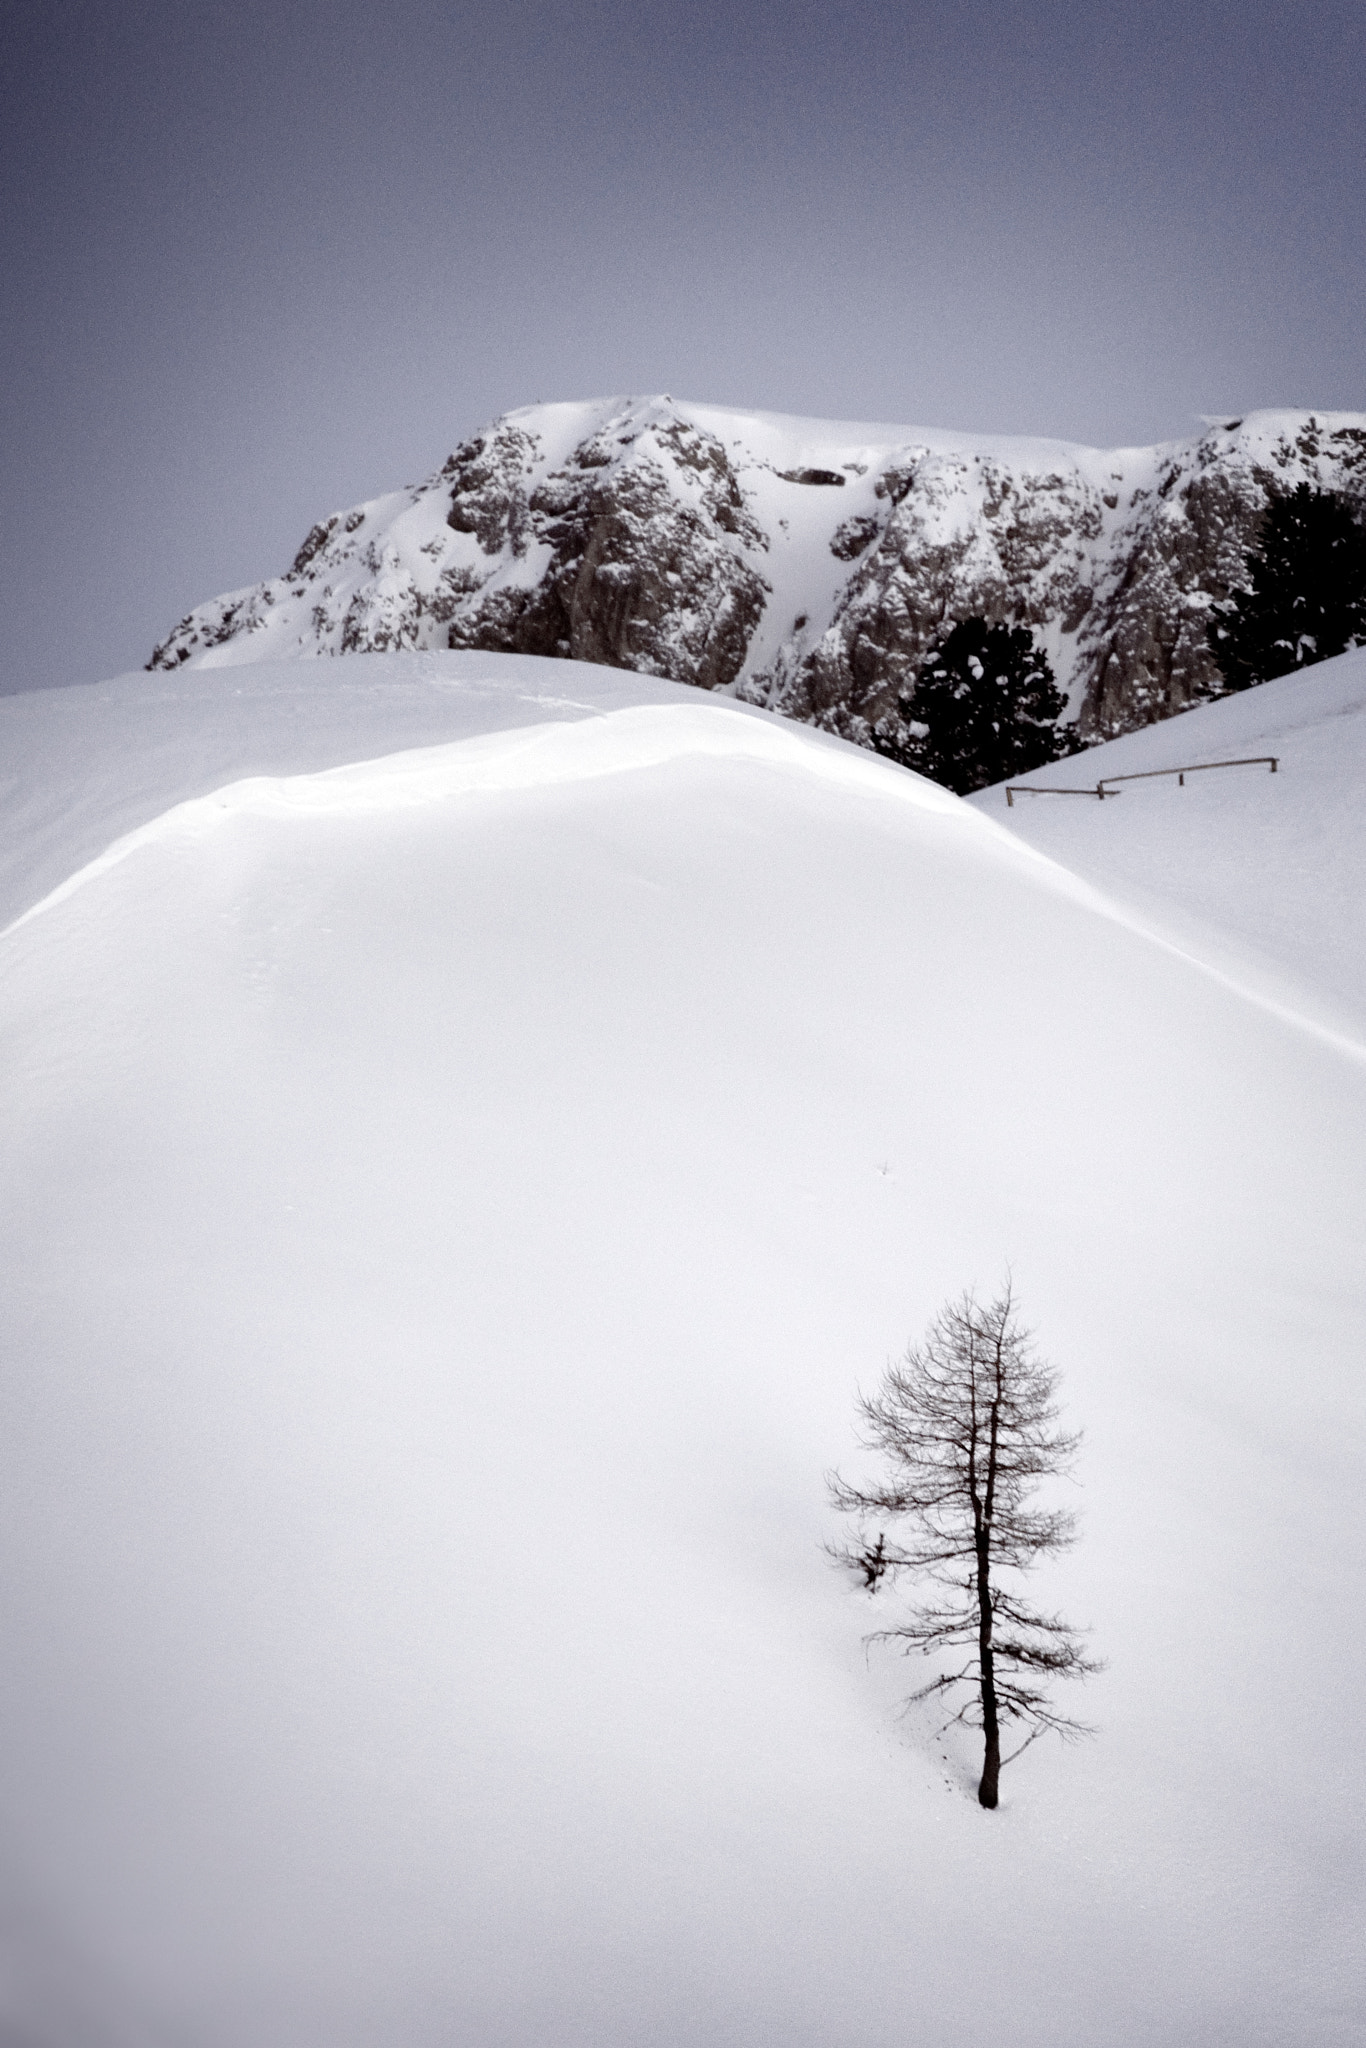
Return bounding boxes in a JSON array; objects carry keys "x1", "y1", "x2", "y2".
[
  {"x1": 442, "y1": 412, "x2": 769, "y2": 692},
  {"x1": 1078, "y1": 425, "x2": 1366, "y2": 734},
  {"x1": 149, "y1": 400, "x2": 1366, "y2": 745},
  {"x1": 748, "y1": 416, "x2": 1366, "y2": 743},
  {"x1": 756, "y1": 451, "x2": 1106, "y2": 733}
]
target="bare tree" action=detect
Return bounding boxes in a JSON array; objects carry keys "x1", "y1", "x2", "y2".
[{"x1": 829, "y1": 1282, "x2": 1099, "y2": 1808}]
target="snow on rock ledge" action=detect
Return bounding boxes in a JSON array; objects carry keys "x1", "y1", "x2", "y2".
[{"x1": 148, "y1": 399, "x2": 1366, "y2": 743}]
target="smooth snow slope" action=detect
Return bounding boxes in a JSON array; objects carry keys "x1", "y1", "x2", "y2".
[
  {"x1": 1, "y1": 654, "x2": 1363, "y2": 2048},
  {"x1": 973, "y1": 643, "x2": 1366, "y2": 1043}
]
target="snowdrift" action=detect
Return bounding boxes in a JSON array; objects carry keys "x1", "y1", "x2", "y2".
[{"x1": 1, "y1": 652, "x2": 1363, "y2": 2047}]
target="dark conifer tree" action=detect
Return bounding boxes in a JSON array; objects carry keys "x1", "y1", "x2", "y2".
[
  {"x1": 1207, "y1": 483, "x2": 1366, "y2": 692},
  {"x1": 875, "y1": 618, "x2": 1077, "y2": 795}
]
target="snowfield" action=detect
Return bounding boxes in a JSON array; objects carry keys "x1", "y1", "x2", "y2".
[
  {"x1": 1, "y1": 650, "x2": 1363, "y2": 2047},
  {"x1": 973, "y1": 645, "x2": 1366, "y2": 1045}
]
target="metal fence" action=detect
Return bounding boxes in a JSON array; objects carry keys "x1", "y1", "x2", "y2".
[{"x1": 1005, "y1": 755, "x2": 1279, "y2": 807}]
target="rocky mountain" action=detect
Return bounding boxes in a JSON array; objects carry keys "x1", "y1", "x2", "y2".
[{"x1": 149, "y1": 398, "x2": 1366, "y2": 743}]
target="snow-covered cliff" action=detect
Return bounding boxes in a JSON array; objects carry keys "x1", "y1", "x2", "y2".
[{"x1": 149, "y1": 399, "x2": 1366, "y2": 740}]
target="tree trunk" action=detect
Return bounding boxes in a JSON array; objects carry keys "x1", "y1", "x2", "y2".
[
  {"x1": 978, "y1": 1658, "x2": 1000, "y2": 1808},
  {"x1": 976, "y1": 1536, "x2": 1000, "y2": 1809}
]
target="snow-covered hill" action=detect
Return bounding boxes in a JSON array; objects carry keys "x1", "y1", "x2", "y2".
[
  {"x1": 147, "y1": 399, "x2": 1366, "y2": 742},
  {"x1": 1, "y1": 652, "x2": 1363, "y2": 2047},
  {"x1": 974, "y1": 642, "x2": 1366, "y2": 1043}
]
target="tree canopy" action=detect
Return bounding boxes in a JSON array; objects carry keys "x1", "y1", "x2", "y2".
[
  {"x1": 1207, "y1": 483, "x2": 1366, "y2": 692},
  {"x1": 876, "y1": 618, "x2": 1077, "y2": 795}
]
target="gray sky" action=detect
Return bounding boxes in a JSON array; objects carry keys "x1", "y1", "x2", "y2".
[{"x1": 3, "y1": 0, "x2": 1362, "y2": 693}]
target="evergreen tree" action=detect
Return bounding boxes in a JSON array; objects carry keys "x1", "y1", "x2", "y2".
[
  {"x1": 1207, "y1": 483, "x2": 1366, "y2": 692},
  {"x1": 876, "y1": 618, "x2": 1077, "y2": 795}
]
